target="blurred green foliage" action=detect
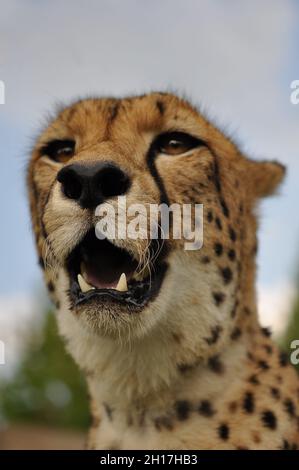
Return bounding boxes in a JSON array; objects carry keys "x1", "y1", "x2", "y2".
[{"x1": 0, "y1": 310, "x2": 89, "y2": 429}]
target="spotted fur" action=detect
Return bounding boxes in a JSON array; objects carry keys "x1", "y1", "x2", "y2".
[{"x1": 27, "y1": 92, "x2": 299, "y2": 449}]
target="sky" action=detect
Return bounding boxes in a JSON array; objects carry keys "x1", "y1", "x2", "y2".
[{"x1": 0, "y1": 0, "x2": 299, "y2": 344}]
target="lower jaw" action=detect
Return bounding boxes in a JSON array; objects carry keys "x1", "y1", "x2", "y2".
[{"x1": 68, "y1": 262, "x2": 168, "y2": 310}]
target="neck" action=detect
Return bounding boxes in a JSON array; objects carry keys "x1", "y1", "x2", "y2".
[
  {"x1": 86, "y1": 316, "x2": 255, "y2": 419},
  {"x1": 58, "y1": 286, "x2": 261, "y2": 449}
]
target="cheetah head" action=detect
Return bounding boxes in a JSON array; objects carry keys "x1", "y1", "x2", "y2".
[{"x1": 27, "y1": 92, "x2": 285, "y2": 354}]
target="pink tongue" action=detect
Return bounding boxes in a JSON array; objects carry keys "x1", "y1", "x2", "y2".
[
  {"x1": 85, "y1": 272, "x2": 118, "y2": 290},
  {"x1": 82, "y1": 262, "x2": 133, "y2": 290}
]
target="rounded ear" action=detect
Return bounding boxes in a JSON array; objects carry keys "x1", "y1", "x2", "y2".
[{"x1": 244, "y1": 159, "x2": 286, "y2": 198}]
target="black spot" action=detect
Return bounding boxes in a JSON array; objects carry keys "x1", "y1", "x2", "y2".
[
  {"x1": 201, "y1": 256, "x2": 211, "y2": 264},
  {"x1": 281, "y1": 440, "x2": 299, "y2": 451},
  {"x1": 279, "y1": 351, "x2": 289, "y2": 367},
  {"x1": 212, "y1": 159, "x2": 222, "y2": 192},
  {"x1": 228, "y1": 249, "x2": 236, "y2": 261},
  {"x1": 218, "y1": 423, "x2": 230, "y2": 440},
  {"x1": 258, "y1": 360, "x2": 269, "y2": 370},
  {"x1": 207, "y1": 211, "x2": 213, "y2": 222},
  {"x1": 248, "y1": 374, "x2": 260, "y2": 385},
  {"x1": 215, "y1": 217, "x2": 222, "y2": 230},
  {"x1": 229, "y1": 226, "x2": 237, "y2": 242},
  {"x1": 205, "y1": 326, "x2": 222, "y2": 345},
  {"x1": 231, "y1": 299, "x2": 239, "y2": 318},
  {"x1": 55, "y1": 300, "x2": 60, "y2": 309},
  {"x1": 261, "y1": 410, "x2": 277, "y2": 430},
  {"x1": 220, "y1": 198, "x2": 230, "y2": 218},
  {"x1": 221, "y1": 267, "x2": 233, "y2": 284},
  {"x1": 243, "y1": 307, "x2": 251, "y2": 316},
  {"x1": 230, "y1": 327, "x2": 242, "y2": 341},
  {"x1": 261, "y1": 327, "x2": 272, "y2": 337},
  {"x1": 284, "y1": 398, "x2": 295, "y2": 418},
  {"x1": 270, "y1": 387, "x2": 281, "y2": 399},
  {"x1": 213, "y1": 292, "x2": 226, "y2": 306},
  {"x1": 175, "y1": 400, "x2": 191, "y2": 421},
  {"x1": 47, "y1": 281, "x2": 54, "y2": 292},
  {"x1": 247, "y1": 351, "x2": 254, "y2": 361},
  {"x1": 263, "y1": 344, "x2": 273, "y2": 355},
  {"x1": 198, "y1": 400, "x2": 215, "y2": 417},
  {"x1": 156, "y1": 100, "x2": 165, "y2": 115},
  {"x1": 214, "y1": 243, "x2": 223, "y2": 256},
  {"x1": 282, "y1": 439, "x2": 290, "y2": 450},
  {"x1": 208, "y1": 355, "x2": 224, "y2": 374},
  {"x1": 243, "y1": 392, "x2": 255, "y2": 413}
]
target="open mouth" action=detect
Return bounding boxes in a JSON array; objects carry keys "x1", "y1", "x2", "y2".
[{"x1": 66, "y1": 230, "x2": 167, "y2": 308}]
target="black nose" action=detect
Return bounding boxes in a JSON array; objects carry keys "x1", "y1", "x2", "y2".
[{"x1": 57, "y1": 162, "x2": 130, "y2": 209}]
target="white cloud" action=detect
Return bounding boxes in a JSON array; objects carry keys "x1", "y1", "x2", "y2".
[{"x1": 258, "y1": 282, "x2": 296, "y2": 335}]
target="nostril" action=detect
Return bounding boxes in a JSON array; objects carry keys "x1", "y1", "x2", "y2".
[
  {"x1": 63, "y1": 175, "x2": 82, "y2": 200},
  {"x1": 57, "y1": 167, "x2": 83, "y2": 201},
  {"x1": 96, "y1": 167, "x2": 130, "y2": 199}
]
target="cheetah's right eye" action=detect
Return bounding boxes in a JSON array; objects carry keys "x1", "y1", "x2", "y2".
[
  {"x1": 154, "y1": 131, "x2": 206, "y2": 156},
  {"x1": 40, "y1": 139, "x2": 75, "y2": 163}
]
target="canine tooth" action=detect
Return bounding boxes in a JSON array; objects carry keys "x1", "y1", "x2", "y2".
[
  {"x1": 115, "y1": 273, "x2": 128, "y2": 292},
  {"x1": 77, "y1": 274, "x2": 95, "y2": 293}
]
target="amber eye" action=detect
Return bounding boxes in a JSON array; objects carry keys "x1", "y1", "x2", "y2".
[
  {"x1": 156, "y1": 132, "x2": 205, "y2": 156},
  {"x1": 41, "y1": 139, "x2": 75, "y2": 163}
]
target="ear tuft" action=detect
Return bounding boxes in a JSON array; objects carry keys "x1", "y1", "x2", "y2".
[{"x1": 246, "y1": 159, "x2": 286, "y2": 198}]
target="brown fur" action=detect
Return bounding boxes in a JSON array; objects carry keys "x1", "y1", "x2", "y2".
[{"x1": 27, "y1": 92, "x2": 299, "y2": 449}]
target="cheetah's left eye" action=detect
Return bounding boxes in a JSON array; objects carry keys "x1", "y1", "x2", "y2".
[{"x1": 156, "y1": 132, "x2": 205, "y2": 156}]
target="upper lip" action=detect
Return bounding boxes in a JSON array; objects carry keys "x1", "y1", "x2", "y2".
[{"x1": 66, "y1": 229, "x2": 168, "y2": 308}]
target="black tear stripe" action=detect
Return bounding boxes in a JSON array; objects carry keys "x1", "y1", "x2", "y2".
[
  {"x1": 146, "y1": 142, "x2": 170, "y2": 206},
  {"x1": 146, "y1": 142, "x2": 171, "y2": 252}
]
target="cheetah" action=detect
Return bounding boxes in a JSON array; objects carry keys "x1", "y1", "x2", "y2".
[{"x1": 27, "y1": 92, "x2": 299, "y2": 450}]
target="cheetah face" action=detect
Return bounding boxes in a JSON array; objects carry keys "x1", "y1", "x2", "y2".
[{"x1": 28, "y1": 92, "x2": 284, "y2": 341}]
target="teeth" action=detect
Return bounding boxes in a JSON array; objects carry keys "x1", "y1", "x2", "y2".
[
  {"x1": 115, "y1": 273, "x2": 128, "y2": 292},
  {"x1": 77, "y1": 274, "x2": 95, "y2": 293}
]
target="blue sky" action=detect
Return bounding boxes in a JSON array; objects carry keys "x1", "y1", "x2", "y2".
[{"x1": 0, "y1": 0, "x2": 299, "y2": 332}]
